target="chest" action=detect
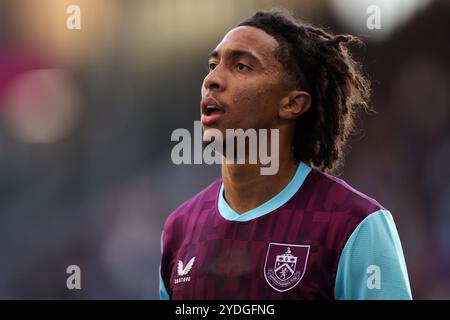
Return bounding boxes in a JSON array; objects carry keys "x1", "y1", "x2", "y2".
[{"x1": 169, "y1": 218, "x2": 338, "y2": 299}]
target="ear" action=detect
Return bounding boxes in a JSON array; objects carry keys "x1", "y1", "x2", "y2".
[{"x1": 278, "y1": 90, "x2": 311, "y2": 120}]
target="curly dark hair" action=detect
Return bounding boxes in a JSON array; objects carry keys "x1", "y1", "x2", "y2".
[{"x1": 238, "y1": 8, "x2": 371, "y2": 173}]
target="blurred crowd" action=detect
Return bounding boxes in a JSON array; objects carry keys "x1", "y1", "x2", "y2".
[{"x1": 0, "y1": 0, "x2": 449, "y2": 299}]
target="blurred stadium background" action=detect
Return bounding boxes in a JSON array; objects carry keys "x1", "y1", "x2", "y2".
[{"x1": 0, "y1": 0, "x2": 449, "y2": 299}]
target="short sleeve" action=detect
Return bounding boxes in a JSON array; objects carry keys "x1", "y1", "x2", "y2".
[{"x1": 334, "y1": 209, "x2": 412, "y2": 300}]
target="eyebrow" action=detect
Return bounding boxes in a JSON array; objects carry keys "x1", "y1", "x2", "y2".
[{"x1": 207, "y1": 49, "x2": 262, "y2": 66}]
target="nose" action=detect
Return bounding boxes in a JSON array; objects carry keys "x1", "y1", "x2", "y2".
[{"x1": 202, "y1": 67, "x2": 225, "y2": 92}]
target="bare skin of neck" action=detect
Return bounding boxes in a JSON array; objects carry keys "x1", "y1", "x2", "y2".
[{"x1": 221, "y1": 136, "x2": 299, "y2": 214}]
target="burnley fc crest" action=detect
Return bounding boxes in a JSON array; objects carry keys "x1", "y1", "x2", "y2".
[{"x1": 264, "y1": 242, "x2": 310, "y2": 292}]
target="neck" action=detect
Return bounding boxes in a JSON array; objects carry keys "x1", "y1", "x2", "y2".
[{"x1": 221, "y1": 150, "x2": 299, "y2": 214}]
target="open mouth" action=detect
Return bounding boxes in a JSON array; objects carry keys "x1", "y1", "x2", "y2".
[
  {"x1": 200, "y1": 97, "x2": 225, "y2": 125},
  {"x1": 201, "y1": 105, "x2": 225, "y2": 125},
  {"x1": 204, "y1": 105, "x2": 222, "y2": 116}
]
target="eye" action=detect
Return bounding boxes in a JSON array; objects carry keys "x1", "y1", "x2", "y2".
[
  {"x1": 208, "y1": 63, "x2": 218, "y2": 71},
  {"x1": 236, "y1": 63, "x2": 252, "y2": 71}
]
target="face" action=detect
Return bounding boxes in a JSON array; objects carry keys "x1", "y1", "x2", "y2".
[{"x1": 200, "y1": 26, "x2": 291, "y2": 136}]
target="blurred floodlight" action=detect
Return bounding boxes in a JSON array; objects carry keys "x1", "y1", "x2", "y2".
[
  {"x1": 11, "y1": 0, "x2": 119, "y2": 66},
  {"x1": 329, "y1": 0, "x2": 433, "y2": 40},
  {"x1": 1, "y1": 69, "x2": 81, "y2": 144}
]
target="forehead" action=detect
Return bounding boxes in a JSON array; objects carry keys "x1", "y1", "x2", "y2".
[{"x1": 213, "y1": 26, "x2": 279, "y2": 62}]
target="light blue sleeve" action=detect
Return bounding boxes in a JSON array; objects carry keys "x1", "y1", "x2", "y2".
[
  {"x1": 334, "y1": 209, "x2": 412, "y2": 300},
  {"x1": 159, "y1": 231, "x2": 170, "y2": 300}
]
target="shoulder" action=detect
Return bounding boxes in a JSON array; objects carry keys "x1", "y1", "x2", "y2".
[
  {"x1": 306, "y1": 167, "x2": 384, "y2": 219},
  {"x1": 300, "y1": 167, "x2": 388, "y2": 253},
  {"x1": 163, "y1": 178, "x2": 222, "y2": 236}
]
